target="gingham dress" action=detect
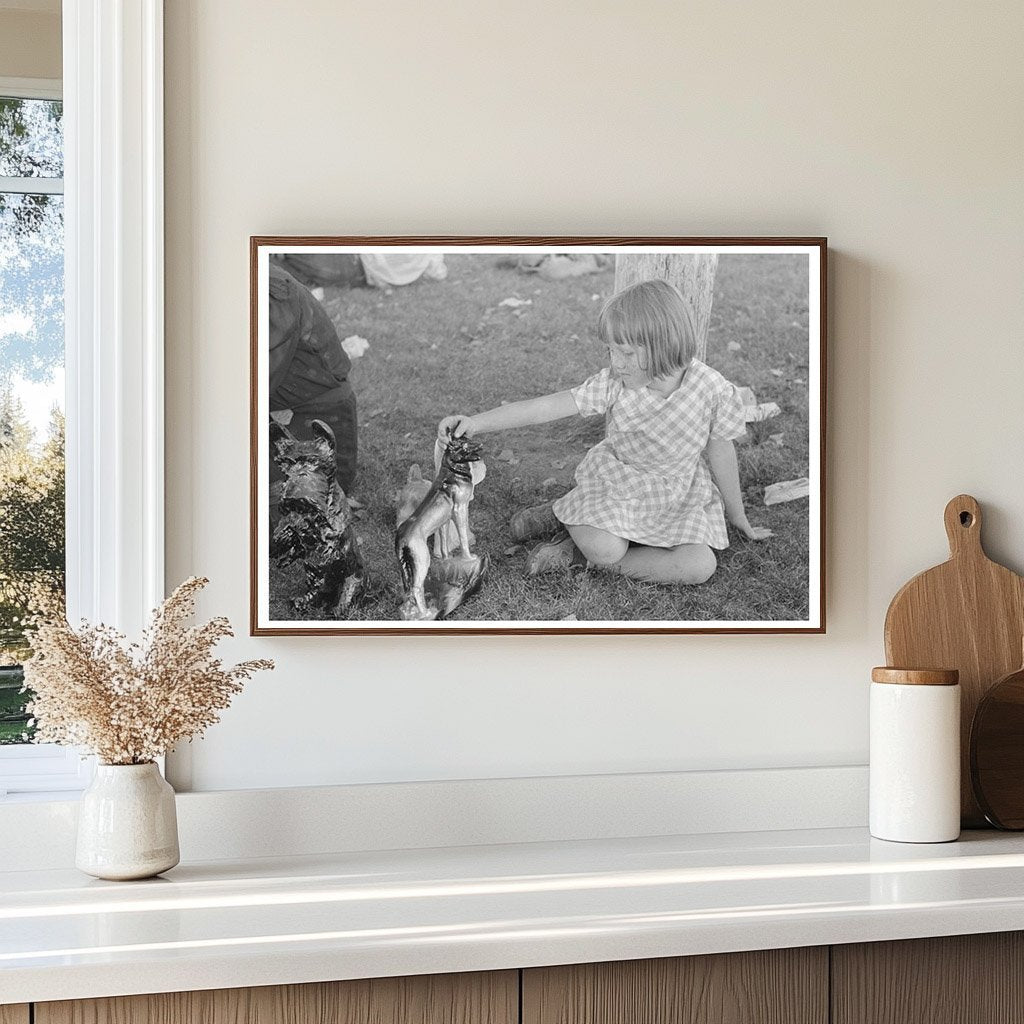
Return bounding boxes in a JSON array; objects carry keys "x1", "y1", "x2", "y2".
[{"x1": 552, "y1": 360, "x2": 747, "y2": 549}]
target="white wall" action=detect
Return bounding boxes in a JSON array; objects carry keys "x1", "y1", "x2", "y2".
[{"x1": 164, "y1": 1, "x2": 1024, "y2": 791}]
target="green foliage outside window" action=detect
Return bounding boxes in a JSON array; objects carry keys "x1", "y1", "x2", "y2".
[
  {"x1": 0, "y1": 95, "x2": 65, "y2": 744},
  {"x1": 0, "y1": 393, "x2": 65, "y2": 743}
]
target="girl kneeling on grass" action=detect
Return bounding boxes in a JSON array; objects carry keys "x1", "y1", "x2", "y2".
[{"x1": 437, "y1": 279, "x2": 772, "y2": 584}]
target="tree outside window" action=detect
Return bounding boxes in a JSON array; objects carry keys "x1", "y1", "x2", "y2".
[{"x1": 0, "y1": 94, "x2": 65, "y2": 744}]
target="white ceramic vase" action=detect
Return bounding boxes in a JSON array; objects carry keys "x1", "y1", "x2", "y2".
[{"x1": 76, "y1": 762, "x2": 180, "y2": 880}]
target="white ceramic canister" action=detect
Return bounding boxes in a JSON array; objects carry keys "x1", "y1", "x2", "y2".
[{"x1": 870, "y1": 667, "x2": 961, "y2": 843}]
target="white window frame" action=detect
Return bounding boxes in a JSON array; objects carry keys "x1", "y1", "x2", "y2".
[{"x1": 0, "y1": 0, "x2": 164, "y2": 797}]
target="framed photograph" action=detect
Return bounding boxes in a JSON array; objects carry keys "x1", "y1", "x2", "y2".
[{"x1": 251, "y1": 237, "x2": 826, "y2": 635}]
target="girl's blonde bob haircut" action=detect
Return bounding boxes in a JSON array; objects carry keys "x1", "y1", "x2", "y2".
[{"x1": 597, "y1": 278, "x2": 698, "y2": 379}]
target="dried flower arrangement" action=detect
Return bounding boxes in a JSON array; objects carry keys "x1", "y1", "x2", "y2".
[{"x1": 22, "y1": 577, "x2": 273, "y2": 765}]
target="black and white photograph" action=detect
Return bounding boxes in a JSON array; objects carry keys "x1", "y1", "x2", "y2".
[{"x1": 251, "y1": 238, "x2": 825, "y2": 634}]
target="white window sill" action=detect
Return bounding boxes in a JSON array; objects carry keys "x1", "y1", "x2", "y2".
[
  {"x1": 0, "y1": 790, "x2": 85, "y2": 804},
  {"x1": 0, "y1": 746, "x2": 94, "y2": 801}
]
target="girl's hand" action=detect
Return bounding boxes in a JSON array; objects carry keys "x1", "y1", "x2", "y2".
[
  {"x1": 732, "y1": 516, "x2": 774, "y2": 541},
  {"x1": 438, "y1": 414, "x2": 475, "y2": 440}
]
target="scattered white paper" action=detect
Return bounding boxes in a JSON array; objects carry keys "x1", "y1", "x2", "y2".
[
  {"x1": 745, "y1": 402, "x2": 782, "y2": 423},
  {"x1": 342, "y1": 334, "x2": 370, "y2": 359},
  {"x1": 764, "y1": 478, "x2": 810, "y2": 506}
]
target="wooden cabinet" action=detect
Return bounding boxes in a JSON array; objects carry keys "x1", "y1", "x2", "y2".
[
  {"x1": 522, "y1": 948, "x2": 828, "y2": 1024},
  {"x1": 34, "y1": 972, "x2": 517, "y2": 1024},
  {"x1": 13, "y1": 933, "x2": 1024, "y2": 1023},
  {"x1": 831, "y1": 932, "x2": 1024, "y2": 1024}
]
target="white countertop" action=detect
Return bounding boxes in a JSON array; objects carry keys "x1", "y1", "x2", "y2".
[{"x1": 4, "y1": 826, "x2": 1024, "y2": 1005}]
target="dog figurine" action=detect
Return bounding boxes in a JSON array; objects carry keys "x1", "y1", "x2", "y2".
[
  {"x1": 270, "y1": 419, "x2": 363, "y2": 617},
  {"x1": 395, "y1": 435, "x2": 487, "y2": 620},
  {"x1": 395, "y1": 463, "x2": 476, "y2": 557}
]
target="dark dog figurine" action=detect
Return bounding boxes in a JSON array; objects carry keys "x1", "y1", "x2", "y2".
[
  {"x1": 395, "y1": 434, "x2": 487, "y2": 620},
  {"x1": 270, "y1": 418, "x2": 363, "y2": 617}
]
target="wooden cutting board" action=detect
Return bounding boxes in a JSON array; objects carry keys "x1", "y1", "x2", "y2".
[{"x1": 884, "y1": 494, "x2": 1024, "y2": 827}]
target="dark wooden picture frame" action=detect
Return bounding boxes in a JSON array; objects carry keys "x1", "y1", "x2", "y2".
[{"x1": 251, "y1": 237, "x2": 826, "y2": 635}]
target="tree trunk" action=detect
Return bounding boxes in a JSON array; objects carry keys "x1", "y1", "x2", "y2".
[{"x1": 614, "y1": 254, "x2": 718, "y2": 361}]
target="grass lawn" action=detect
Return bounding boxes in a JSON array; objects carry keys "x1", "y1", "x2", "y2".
[{"x1": 270, "y1": 253, "x2": 812, "y2": 623}]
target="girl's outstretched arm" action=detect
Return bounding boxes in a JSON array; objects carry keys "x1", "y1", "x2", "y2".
[
  {"x1": 439, "y1": 390, "x2": 578, "y2": 439},
  {"x1": 705, "y1": 438, "x2": 774, "y2": 540}
]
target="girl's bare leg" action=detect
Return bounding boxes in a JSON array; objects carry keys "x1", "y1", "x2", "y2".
[
  {"x1": 532, "y1": 525, "x2": 717, "y2": 585},
  {"x1": 610, "y1": 542, "x2": 717, "y2": 585},
  {"x1": 565, "y1": 524, "x2": 629, "y2": 565}
]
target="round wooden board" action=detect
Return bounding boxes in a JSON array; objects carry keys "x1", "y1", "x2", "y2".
[{"x1": 971, "y1": 664, "x2": 1024, "y2": 829}]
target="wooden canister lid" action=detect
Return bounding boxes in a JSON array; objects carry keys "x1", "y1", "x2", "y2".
[{"x1": 871, "y1": 667, "x2": 960, "y2": 686}]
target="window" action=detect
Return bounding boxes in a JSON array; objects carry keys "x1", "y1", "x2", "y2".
[
  {"x1": 0, "y1": 78, "x2": 83, "y2": 795},
  {"x1": 0, "y1": 5, "x2": 166, "y2": 798}
]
